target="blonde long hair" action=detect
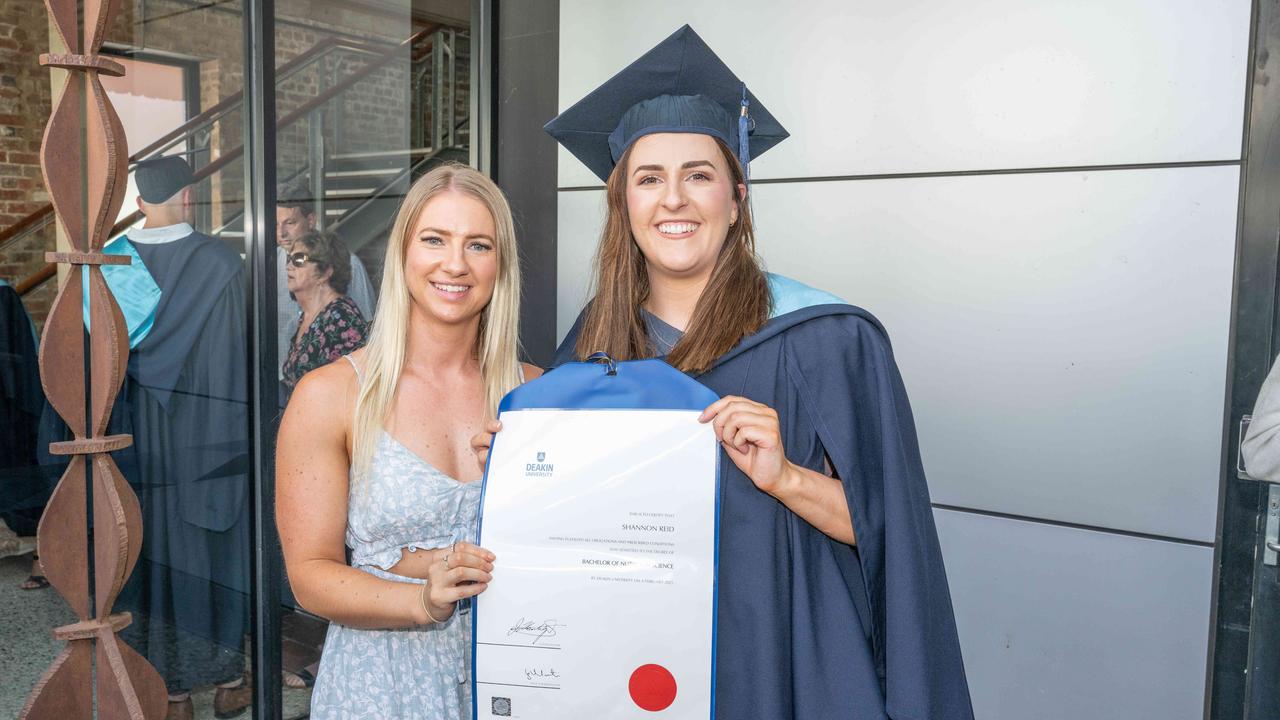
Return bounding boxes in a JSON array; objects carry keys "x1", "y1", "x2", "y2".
[{"x1": 351, "y1": 163, "x2": 522, "y2": 475}]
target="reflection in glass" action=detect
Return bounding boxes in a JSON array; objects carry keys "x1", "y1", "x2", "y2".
[
  {"x1": 103, "y1": 156, "x2": 252, "y2": 705},
  {"x1": 0, "y1": 281, "x2": 52, "y2": 719},
  {"x1": 1, "y1": 1, "x2": 254, "y2": 716},
  {"x1": 280, "y1": 229, "x2": 371, "y2": 391},
  {"x1": 0, "y1": 0, "x2": 477, "y2": 715},
  {"x1": 271, "y1": 3, "x2": 474, "y2": 714}
]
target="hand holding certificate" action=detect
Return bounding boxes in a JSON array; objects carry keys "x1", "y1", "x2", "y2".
[{"x1": 473, "y1": 357, "x2": 721, "y2": 719}]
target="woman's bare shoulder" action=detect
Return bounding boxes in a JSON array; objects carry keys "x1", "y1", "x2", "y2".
[
  {"x1": 287, "y1": 355, "x2": 360, "y2": 434},
  {"x1": 520, "y1": 362, "x2": 544, "y2": 382}
]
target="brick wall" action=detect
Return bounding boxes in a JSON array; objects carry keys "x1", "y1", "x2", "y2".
[
  {"x1": 0, "y1": 0, "x2": 55, "y2": 330},
  {"x1": 1, "y1": 0, "x2": 458, "y2": 330}
]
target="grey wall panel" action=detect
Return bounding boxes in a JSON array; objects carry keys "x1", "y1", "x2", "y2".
[
  {"x1": 750, "y1": 167, "x2": 1237, "y2": 542},
  {"x1": 556, "y1": 190, "x2": 607, "y2": 340},
  {"x1": 556, "y1": 165, "x2": 1237, "y2": 541},
  {"x1": 934, "y1": 508, "x2": 1213, "y2": 720},
  {"x1": 557, "y1": 0, "x2": 1249, "y2": 187}
]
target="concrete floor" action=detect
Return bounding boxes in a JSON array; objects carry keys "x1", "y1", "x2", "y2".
[{"x1": 0, "y1": 553, "x2": 315, "y2": 719}]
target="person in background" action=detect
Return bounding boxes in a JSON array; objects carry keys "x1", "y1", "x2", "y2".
[
  {"x1": 277, "y1": 228, "x2": 371, "y2": 691},
  {"x1": 1243, "y1": 356, "x2": 1280, "y2": 480},
  {"x1": 37, "y1": 155, "x2": 253, "y2": 720},
  {"x1": 277, "y1": 181, "x2": 375, "y2": 381},
  {"x1": 282, "y1": 229, "x2": 370, "y2": 390},
  {"x1": 275, "y1": 181, "x2": 375, "y2": 692},
  {"x1": 0, "y1": 279, "x2": 44, "y2": 585}
]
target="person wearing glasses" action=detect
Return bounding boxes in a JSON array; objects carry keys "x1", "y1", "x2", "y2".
[
  {"x1": 282, "y1": 229, "x2": 371, "y2": 390},
  {"x1": 276, "y1": 181, "x2": 375, "y2": 380}
]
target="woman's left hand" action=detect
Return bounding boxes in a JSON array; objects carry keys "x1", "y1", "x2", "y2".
[
  {"x1": 469, "y1": 419, "x2": 503, "y2": 471},
  {"x1": 699, "y1": 395, "x2": 794, "y2": 496}
]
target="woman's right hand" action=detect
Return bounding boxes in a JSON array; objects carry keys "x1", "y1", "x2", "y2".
[
  {"x1": 469, "y1": 420, "x2": 503, "y2": 471},
  {"x1": 423, "y1": 541, "x2": 495, "y2": 621}
]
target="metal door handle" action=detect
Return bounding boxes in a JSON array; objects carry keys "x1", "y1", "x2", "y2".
[{"x1": 1266, "y1": 485, "x2": 1280, "y2": 566}]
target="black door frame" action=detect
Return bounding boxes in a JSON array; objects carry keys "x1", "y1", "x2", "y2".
[
  {"x1": 486, "y1": 0, "x2": 560, "y2": 365},
  {"x1": 1209, "y1": 1, "x2": 1280, "y2": 717},
  {"x1": 243, "y1": 0, "x2": 281, "y2": 716},
  {"x1": 241, "y1": 1, "x2": 507, "y2": 716}
]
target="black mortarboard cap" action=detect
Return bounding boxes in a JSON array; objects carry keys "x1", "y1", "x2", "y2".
[
  {"x1": 544, "y1": 24, "x2": 788, "y2": 182},
  {"x1": 134, "y1": 155, "x2": 195, "y2": 203}
]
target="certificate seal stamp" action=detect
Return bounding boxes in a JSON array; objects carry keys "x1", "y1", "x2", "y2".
[
  {"x1": 628, "y1": 664, "x2": 677, "y2": 711},
  {"x1": 491, "y1": 696, "x2": 512, "y2": 716}
]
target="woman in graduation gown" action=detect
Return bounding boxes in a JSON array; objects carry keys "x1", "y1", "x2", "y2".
[{"x1": 544, "y1": 25, "x2": 973, "y2": 720}]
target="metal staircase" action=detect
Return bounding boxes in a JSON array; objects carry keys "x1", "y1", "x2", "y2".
[{"x1": 0, "y1": 24, "x2": 470, "y2": 299}]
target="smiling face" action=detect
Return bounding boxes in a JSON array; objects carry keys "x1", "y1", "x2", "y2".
[
  {"x1": 403, "y1": 189, "x2": 499, "y2": 327},
  {"x1": 623, "y1": 133, "x2": 744, "y2": 285}
]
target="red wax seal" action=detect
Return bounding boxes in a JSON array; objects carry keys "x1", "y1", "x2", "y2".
[{"x1": 628, "y1": 664, "x2": 677, "y2": 712}]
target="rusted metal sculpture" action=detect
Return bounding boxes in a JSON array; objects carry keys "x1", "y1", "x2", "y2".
[{"x1": 20, "y1": 0, "x2": 167, "y2": 717}]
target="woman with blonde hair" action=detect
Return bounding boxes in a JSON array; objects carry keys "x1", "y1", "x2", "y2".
[{"x1": 276, "y1": 163, "x2": 540, "y2": 719}]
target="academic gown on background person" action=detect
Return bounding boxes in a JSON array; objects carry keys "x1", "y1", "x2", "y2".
[
  {"x1": 0, "y1": 281, "x2": 47, "y2": 537},
  {"x1": 119, "y1": 224, "x2": 251, "y2": 690},
  {"x1": 552, "y1": 274, "x2": 974, "y2": 720},
  {"x1": 41, "y1": 223, "x2": 251, "y2": 691}
]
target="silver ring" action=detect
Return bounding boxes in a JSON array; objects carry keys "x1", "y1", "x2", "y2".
[{"x1": 443, "y1": 552, "x2": 451, "y2": 568}]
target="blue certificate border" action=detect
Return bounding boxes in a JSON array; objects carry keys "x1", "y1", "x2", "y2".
[{"x1": 472, "y1": 357, "x2": 723, "y2": 720}]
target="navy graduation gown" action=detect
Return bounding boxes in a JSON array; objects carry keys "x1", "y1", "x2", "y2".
[
  {"x1": 0, "y1": 284, "x2": 46, "y2": 537},
  {"x1": 553, "y1": 286, "x2": 973, "y2": 720},
  {"x1": 117, "y1": 229, "x2": 250, "y2": 690}
]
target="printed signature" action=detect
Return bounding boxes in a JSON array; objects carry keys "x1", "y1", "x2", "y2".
[
  {"x1": 507, "y1": 617, "x2": 567, "y2": 645},
  {"x1": 524, "y1": 666, "x2": 561, "y2": 682}
]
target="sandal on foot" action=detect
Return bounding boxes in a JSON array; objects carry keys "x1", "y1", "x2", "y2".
[
  {"x1": 21, "y1": 574, "x2": 49, "y2": 590},
  {"x1": 22, "y1": 555, "x2": 48, "y2": 590},
  {"x1": 283, "y1": 668, "x2": 315, "y2": 689}
]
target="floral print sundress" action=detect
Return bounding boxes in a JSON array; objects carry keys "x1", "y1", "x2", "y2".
[
  {"x1": 308, "y1": 355, "x2": 481, "y2": 719},
  {"x1": 282, "y1": 295, "x2": 368, "y2": 387}
]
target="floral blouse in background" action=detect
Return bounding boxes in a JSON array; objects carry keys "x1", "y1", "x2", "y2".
[{"x1": 282, "y1": 295, "x2": 369, "y2": 387}]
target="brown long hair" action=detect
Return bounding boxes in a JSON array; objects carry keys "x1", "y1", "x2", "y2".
[{"x1": 575, "y1": 138, "x2": 770, "y2": 373}]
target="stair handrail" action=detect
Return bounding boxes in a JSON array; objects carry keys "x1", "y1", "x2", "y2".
[
  {"x1": 6, "y1": 24, "x2": 439, "y2": 295},
  {"x1": 330, "y1": 144, "x2": 462, "y2": 239},
  {"x1": 0, "y1": 206, "x2": 53, "y2": 250},
  {"x1": 131, "y1": 35, "x2": 360, "y2": 164},
  {"x1": 0, "y1": 26, "x2": 440, "y2": 258}
]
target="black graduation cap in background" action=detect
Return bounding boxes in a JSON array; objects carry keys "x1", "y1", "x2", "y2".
[
  {"x1": 133, "y1": 153, "x2": 198, "y2": 203},
  {"x1": 544, "y1": 24, "x2": 789, "y2": 183}
]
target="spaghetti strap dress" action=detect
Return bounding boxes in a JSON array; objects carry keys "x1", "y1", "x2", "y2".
[{"x1": 308, "y1": 355, "x2": 482, "y2": 720}]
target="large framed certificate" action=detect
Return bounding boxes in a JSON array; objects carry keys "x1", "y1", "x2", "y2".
[{"x1": 473, "y1": 356, "x2": 721, "y2": 719}]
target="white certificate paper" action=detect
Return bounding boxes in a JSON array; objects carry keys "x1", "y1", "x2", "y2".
[{"x1": 474, "y1": 408, "x2": 719, "y2": 719}]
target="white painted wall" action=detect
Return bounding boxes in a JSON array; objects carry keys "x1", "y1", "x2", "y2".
[
  {"x1": 558, "y1": 0, "x2": 1249, "y2": 186},
  {"x1": 556, "y1": 1, "x2": 1249, "y2": 717}
]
